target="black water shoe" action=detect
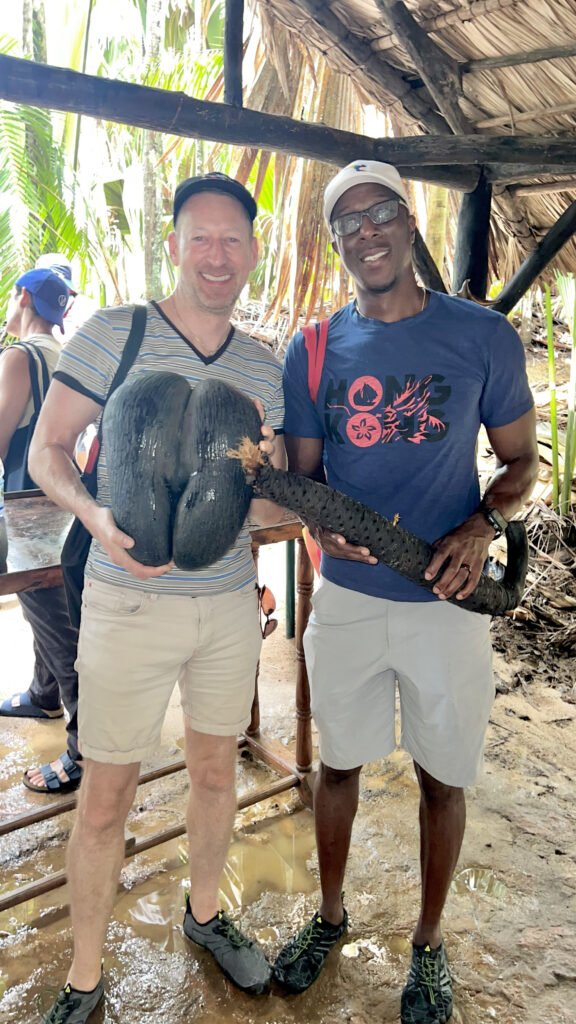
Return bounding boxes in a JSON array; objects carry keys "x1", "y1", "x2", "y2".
[
  {"x1": 401, "y1": 941, "x2": 453, "y2": 1023},
  {"x1": 273, "y1": 908, "x2": 348, "y2": 992},
  {"x1": 183, "y1": 894, "x2": 271, "y2": 994}
]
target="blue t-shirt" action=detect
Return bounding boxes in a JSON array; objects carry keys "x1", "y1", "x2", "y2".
[{"x1": 283, "y1": 292, "x2": 534, "y2": 602}]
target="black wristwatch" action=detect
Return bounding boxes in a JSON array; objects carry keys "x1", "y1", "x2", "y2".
[{"x1": 479, "y1": 505, "x2": 508, "y2": 539}]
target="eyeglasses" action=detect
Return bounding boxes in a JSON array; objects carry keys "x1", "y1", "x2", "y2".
[
  {"x1": 331, "y1": 198, "x2": 407, "y2": 238},
  {"x1": 258, "y1": 584, "x2": 278, "y2": 639}
]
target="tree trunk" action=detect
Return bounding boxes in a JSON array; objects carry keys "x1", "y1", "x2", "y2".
[
  {"x1": 32, "y1": 0, "x2": 47, "y2": 64},
  {"x1": 142, "y1": 0, "x2": 165, "y2": 300},
  {"x1": 423, "y1": 185, "x2": 448, "y2": 285}
]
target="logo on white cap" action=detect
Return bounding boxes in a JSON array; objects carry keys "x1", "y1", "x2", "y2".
[{"x1": 324, "y1": 160, "x2": 410, "y2": 227}]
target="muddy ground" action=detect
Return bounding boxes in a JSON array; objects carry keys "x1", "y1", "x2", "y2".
[{"x1": 0, "y1": 531, "x2": 575, "y2": 1024}]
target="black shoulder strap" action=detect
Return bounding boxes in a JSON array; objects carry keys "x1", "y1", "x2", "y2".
[
  {"x1": 17, "y1": 343, "x2": 51, "y2": 416},
  {"x1": 107, "y1": 303, "x2": 147, "y2": 397},
  {"x1": 96, "y1": 304, "x2": 147, "y2": 441}
]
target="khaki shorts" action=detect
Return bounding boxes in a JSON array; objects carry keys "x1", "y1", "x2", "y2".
[
  {"x1": 77, "y1": 578, "x2": 262, "y2": 764},
  {"x1": 304, "y1": 578, "x2": 494, "y2": 787}
]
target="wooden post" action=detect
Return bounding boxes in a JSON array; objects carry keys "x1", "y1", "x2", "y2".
[
  {"x1": 295, "y1": 536, "x2": 314, "y2": 774},
  {"x1": 413, "y1": 228, "x2": 448, "y2": 293},
  {"x1": 493, "y1": 199, "x2": 576, "y2": 315},
  {"x1": 285, "y1": 537, "x2": 295, "y2": 639},
  {"x1": 224, "y1": 0, "x2": 243, "y2": 107},
  {"x1": 452, "y1": 170, "x2": 492, "y2": 298},
  {"x1": 247, "y1": 538, "x2": 260, "y2": 735}
]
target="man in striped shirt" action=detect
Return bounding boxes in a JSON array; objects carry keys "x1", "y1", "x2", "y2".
[{"x1": 30, "y1": 174, "x2": 286, "y2": 1024}]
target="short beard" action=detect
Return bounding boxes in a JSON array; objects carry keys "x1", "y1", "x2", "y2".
[
  {"x1": 191, "y1": 282, "x2": 242, "y2": 317},
  {"x1": 362, "y1": 277, "x2": 397, "y2": 295}
]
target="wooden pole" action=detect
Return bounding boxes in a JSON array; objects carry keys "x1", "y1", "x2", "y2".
[
  {"x1": 452, "y1": 171, "x2": 492, "y2": 298},
  {"x1": 493, "y1": 200, "x2": 576, "y2": 315},
  {"x1": 413, "y1": 229, "x2": 448, "y2": 294},
  {"x1": 463, "y1": 42, "x2": 576, "y2": 73},
  {"x1": 509, "y1": 179, "x2": 576, "y2": 197},
  {"x1": 293, "y1": 0, "x2": 450, "y2": 134},
  {"x1": 0, "y1": 774, "x2": 299, "y2": 914},
  {"x1": 373, "y1": 0, "x2": 469, "y2": 135},
  {"x1": 0, "y1": 55, "x2": 479, "y2": 192},
  {"x1": 224, "y1": 0, "x2": 244, "y2": 107},
  {"x1": 285, "y1": 538, "x2": 295, "y2": 639},
  {"x1": 294, "y1": 537, "x2": 314, "y2": 774}
]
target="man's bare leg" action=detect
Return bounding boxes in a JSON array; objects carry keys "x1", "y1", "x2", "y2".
[
  {"x1": 413, "y1": 762, "x2": 466, "y2": 946},
  {"x1": 315, "y1": 762, "x2": 362, "y2": 924},
  {"x1": 66, "y1": 759, "x2": 141, "y2": 990},
  {"x1": 272, "y1": 761, "x2": 360, "y2": 992},
  {"x1": 182, "y1": 724, "x2": 271, "y2": 993},
  {"x1": 184, "y1": 724, "x2": 238, "y2": 922}
]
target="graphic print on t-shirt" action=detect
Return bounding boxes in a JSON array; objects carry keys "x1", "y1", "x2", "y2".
[{"x1": 324, "y1": 373, "x2": 450, "y2": 447}]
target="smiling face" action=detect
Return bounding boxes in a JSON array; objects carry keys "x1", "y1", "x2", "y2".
[
  {"x1": 331, "y1": 182, "x2": 416, "y2": 301},
  {"x1": 168, "y1": 191, "x2": 258, "y2": 316}
]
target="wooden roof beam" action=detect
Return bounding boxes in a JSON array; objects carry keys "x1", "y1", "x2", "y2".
[
  {"x1": 486, "y1": 163, "x2": 576, "y2": 183},
  {"x1": 509, "y1": 179, "x2": 576, "y2": 197},
  {"x1": 373, "y1": 0, "x2": 469, "y2": 135},
  {"x1": 292, "y1": 0, "x2": 451, "y2": 134},
  {"x1": 224, "y1": 0, "x2": 244, "y2": 107},
  {"x1": 371, "y1": 0, "x2": 518, "y2": 52},
  {"x1": 0, "y1": 54, "x2": 478, "y2": 191},
  {"x1": 462, "y1": 41, "x2": 576, "y2": 73},
  {"x1": 493, "y1": 200, "x2": 576, "y2": 315},
  {"x1": 372, "y1": 135, "x2": 576, "y2": 166},
  {"x1": 476, "y1": 100, "x2": 576, "y2": 130}
]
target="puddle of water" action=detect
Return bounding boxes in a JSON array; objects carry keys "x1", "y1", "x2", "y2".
[
  {"x1": 342, "y1": 934, "x2": 412, "y2": 960},
  {"x1": 171, "y1": 808, "x2": 317, "y2": 913},
  {"x1": 451, "y1": 865, "x2": 507, "y2": 899}
]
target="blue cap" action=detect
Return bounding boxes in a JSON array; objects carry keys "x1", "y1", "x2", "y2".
[{"x1": 16, "y1": 268, "x2": 70, "y2": 332}]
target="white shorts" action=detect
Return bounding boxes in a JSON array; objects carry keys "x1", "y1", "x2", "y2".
[
  {"x1": 304, "y1": 578, "x2": 494, "y2": 787},
  {"x1": 77, "y1": 578, "x2": 262, "y2": 764}
]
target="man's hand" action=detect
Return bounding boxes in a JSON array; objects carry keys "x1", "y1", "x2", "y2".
[
  {"x1": 425, "y1": 512, "x2": 495, "y2": 600},
  {"x1": 306, "y1": 522, "x2": 378, "y2": 564},
  {"x1": 86, "y1": 506, "x2": 172, "y2": 579},
  {"x1": 258, "y1": 420, "x2": 278, "y2": 460}
]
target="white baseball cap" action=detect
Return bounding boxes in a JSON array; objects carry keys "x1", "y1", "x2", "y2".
[{"x1": 324, "y1": 160, "x2": 410, "y2": 227}]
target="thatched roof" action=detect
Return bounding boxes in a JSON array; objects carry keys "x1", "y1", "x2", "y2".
[{"x1": 254, "y1": 0, "x2": 576, "y2": 284}]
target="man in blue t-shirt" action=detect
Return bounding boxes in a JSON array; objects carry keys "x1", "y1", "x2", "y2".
[{"x1": 274, "y1": 160, "x2": 538, "y2": 1024}]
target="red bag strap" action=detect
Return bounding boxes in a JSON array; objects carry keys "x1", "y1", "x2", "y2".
[{"x1": 302, "y1": 317, "x2": 330, "y2": 404}]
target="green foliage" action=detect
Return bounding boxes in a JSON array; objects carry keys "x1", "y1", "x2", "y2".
[
  {"x1": 554, "y1": 273, "x2": 576, "y2": 514},
  {"x1": 544, "y1": 285, "x2": 560, "y2": 512},
  {"x1": 0, "y1": 98, "x2": 92, "y2": 316}
]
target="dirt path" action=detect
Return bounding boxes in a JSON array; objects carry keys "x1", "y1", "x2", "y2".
[{"x1": 1, "y1": 556, "x2": 575, "y2": 1022}]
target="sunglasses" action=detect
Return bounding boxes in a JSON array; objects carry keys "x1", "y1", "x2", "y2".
[
  {"x1": 331, "y1": 198, "x2": 407, "y2": 238},
  {"x1": 258, "y1": 584, "x2": 278, "y2": 639}
]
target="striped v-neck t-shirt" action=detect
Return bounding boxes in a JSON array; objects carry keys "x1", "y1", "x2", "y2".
[{"x1": 54, "y1": 301, "x2": 284, "y2": 596}]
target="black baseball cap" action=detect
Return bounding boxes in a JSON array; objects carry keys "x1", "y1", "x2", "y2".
[{"x1": 173, "y1": 172, "x2": 257, "y2": 225}]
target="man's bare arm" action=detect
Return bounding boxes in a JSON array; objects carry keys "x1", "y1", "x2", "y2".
[{"x1": 425, "y1": 407, "x2": 539, "y2": 601}]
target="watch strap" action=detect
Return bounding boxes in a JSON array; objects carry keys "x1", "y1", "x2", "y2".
[{"x1": 479, "y1": 505, "x2": 508, "y2": 538}]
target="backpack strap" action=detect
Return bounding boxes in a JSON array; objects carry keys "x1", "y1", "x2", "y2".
[
  {"x1": 302, "y1": 317, "x2": 330, "y2": 404},
  {"x1": 85, "y1": 303, "x2": 148, "y2": 473},
  {"x1": 10, "y1": 343, "x2": 51, "y2": 416},
  {"x1": 107, "y1": 303, "x2": 147, "y2": 396}
]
